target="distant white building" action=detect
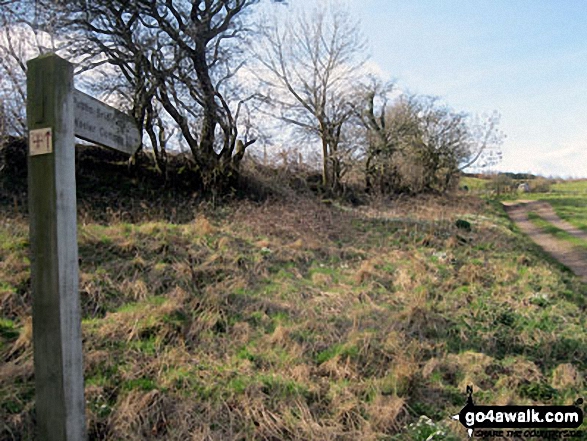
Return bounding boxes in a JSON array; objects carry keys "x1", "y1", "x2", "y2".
[{"x1": 518, "y1": 182, "x2": 530, "y2": 193}]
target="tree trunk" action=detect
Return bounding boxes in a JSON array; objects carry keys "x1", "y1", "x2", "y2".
[
  {"x1": 321, "y1": 133, "x2": 330, "y2": 189},
  {"x1": 195, "y1": 47, "x2": 217, "y2": 149}
]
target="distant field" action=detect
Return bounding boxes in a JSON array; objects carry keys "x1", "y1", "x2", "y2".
[
  {"x1": 543, "y1": 181, "x2": 587, "y2": 232},
  {"x1": 551, "y1": 180, "x2": 587, "y2": 194},
  {"x1": 459, "y1": 176, "x2": 488, "y2": 192},
  {"x1": 461, "y1": 176, "x2": 587, "y2": 232},
  {"x1": 509, "y1": 180, "x2": 587, "y2": 232}
]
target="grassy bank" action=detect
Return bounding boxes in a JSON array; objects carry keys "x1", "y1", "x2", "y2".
[
  {"x1": 1, "y1": 149, "x2": 586, "y2": 439},
  {"x1": 1, "y1": 191, "x2": 586, "y2": 440}
]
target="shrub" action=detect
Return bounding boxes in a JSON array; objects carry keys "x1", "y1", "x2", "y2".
[{"x1": 529, "y1": 177, "x2": 552, "y2": 193}]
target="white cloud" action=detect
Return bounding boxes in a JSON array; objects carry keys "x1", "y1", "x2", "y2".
[
  {"x1": 360, "y1": 60, "x2": 388, "y2": 78},
  {"x1": 497, "y1": 139, "x2": 587, "y2": 178}
]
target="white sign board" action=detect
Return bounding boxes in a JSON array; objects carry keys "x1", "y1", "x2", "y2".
[
  {"x1": 29, "y1": 127, "x2": 53, "y2": 156},
  {"x1": 73, "y1": 90, "x2": 141, "y2": 155}
]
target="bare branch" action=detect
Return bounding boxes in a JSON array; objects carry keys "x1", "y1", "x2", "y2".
[{"x1": 251, "y1": 2, "x2": 367, "y2": 190}]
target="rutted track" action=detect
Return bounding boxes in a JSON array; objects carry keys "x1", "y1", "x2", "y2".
[{"x1": 503, "y1": 200, "x2": 587, "y2": 282}]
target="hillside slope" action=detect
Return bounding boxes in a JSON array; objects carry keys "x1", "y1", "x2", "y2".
[{"x1": 1, "y1": 145, "x2": 586, "y2": 440}]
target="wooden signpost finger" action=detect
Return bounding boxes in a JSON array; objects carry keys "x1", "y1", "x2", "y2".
[{"x1": 74, "y1": 90, "x2": 141, "y2": 155}]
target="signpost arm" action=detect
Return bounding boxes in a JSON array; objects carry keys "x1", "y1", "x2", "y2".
[{"x1": 27, "y1": 54, "x2": 87, "y2": 441}]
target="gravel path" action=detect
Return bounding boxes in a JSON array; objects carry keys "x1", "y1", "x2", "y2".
[{"x1": 503, "y1": 200, "x2": 587, "y2": 282}]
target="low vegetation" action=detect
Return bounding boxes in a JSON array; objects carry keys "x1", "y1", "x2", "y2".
[
  {"x1": 1, "y1": 149, "x2": 586, "y2": 439},
  {"x1": 525, "y1": 181, "x2": 587, "y2": 232},
  {"x1": 527, "y1": 212, "x2": 587, "y2": 252}
]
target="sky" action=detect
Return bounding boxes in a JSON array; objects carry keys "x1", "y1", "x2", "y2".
[
  {"x1": 10, "y1": 1, "x2": 586, "y2": 177},
  {"x1": 292, "y1": 0, "x2": 587, "y2": 178}
]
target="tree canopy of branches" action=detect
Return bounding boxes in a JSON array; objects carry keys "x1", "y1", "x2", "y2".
[
  {"x1": 0, "y1": 22, "x2": 27, "y2": 141},
  {"x1": 1, "y1": 0, "x2": 503, "y2": 197},
  {"x1": 252, "y1": 3, "x2": 367, "y2": 192},
  {"x1": 0, "y1": 1, "x2": 57, "y2": 140},
  {"x1": 21, "y1": 0, "x2": 282, "y2": 190},
  {"x1": 355, "y1": 79, "x2": 411, "y2": 193}
]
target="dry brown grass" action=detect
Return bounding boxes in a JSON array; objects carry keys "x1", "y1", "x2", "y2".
[
  {"x1": 230, "y1": 198, "x2": 357, "y2": 247},
  {"x1": 193, "y1": 215, "x2": 217, "y2": 236},
  {"x1": 551, "y1": 363, "x2": 583, "y2": 390},
  {"x1": 110, "y1": 389, "x2": 173, "y2": 439},
  {"x1": 2, "y1": 189, "x2": 587, "y2": 439},
  {"x1": 357, "y1": 193, "x2": 485, "y2": 223},
  {"x1": 366, "y1": 395, "x2": 408, "y2": 434},
  {"x1": 6, "y1": 316, "x2": 32, "y2": 360}
]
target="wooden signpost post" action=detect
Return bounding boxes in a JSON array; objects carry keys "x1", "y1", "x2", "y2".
[{"x1": 27, "y1": 53, "x2": 140, "y2": 441}]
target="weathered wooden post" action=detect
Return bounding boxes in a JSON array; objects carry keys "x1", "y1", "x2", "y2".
[
  {"x1": 27, "y1": 51, "x2": 141, "y2": 440},
  {"x1": 27, "y1": 54, "x2": 86, "y2": 440}
]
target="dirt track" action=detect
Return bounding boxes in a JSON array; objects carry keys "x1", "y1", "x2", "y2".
[{"x1": 503, "y1": 200, "x2": 587, "y2": 282}]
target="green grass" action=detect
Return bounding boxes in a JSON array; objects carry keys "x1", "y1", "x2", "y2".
[
  {"x1": 460, "y1": 176, "x2": 489, "y2": 192},
  {"x1": 551, "y1": 179, "x2": 587, "y2": 193},
  {"x1": 315, "y1": 343, "x2": 359, "y2": 364},
  {"x1": 506, "y1": 179, "x2": 587, "y2": 231},
  {"x1": 527, "y1": 212, "x2": 587, "y2": 251},
  {"x1": 2, "y1": 192, "x2": 587, "y2": 439}
]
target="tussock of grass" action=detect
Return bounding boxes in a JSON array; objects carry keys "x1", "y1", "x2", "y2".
[{"x1": 1, "y1": 192, "x2": 587, "y2": 439}]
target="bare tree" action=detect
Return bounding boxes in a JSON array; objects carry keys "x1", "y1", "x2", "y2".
[
  {"x1": 252, "y1": 2, "x2": 367, "y2": 191},
  {"x1": 1, "y1": 0, "x2": 282, "y2": 190},
  {"x1": 0, "y1": 0, "x2": 104, "y2": 142},
  {"x1": 58, "y1": 0, "x2": 272, "y2": 190},
  {"x1": 354, "y1": 78, "x2": 419, "y2": 193},
  {"x1": 0, "y1": 0, "x2": 58, "y2": 141},
  {"x1": 0, "y1": 23, "x2": 27, "y2": 141},
  {"x1": 355, "y1": 83, "x2": 504, "y2": 194},
  {"x1": 458, "y1": 111, "x2": 504, "y2": 172},
  {"x1": 407, "y1": 96, "x2": 504, "y2": 192},
  {"x1": 65, "y1": 4, "x2": 171, "y2": 176}
]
